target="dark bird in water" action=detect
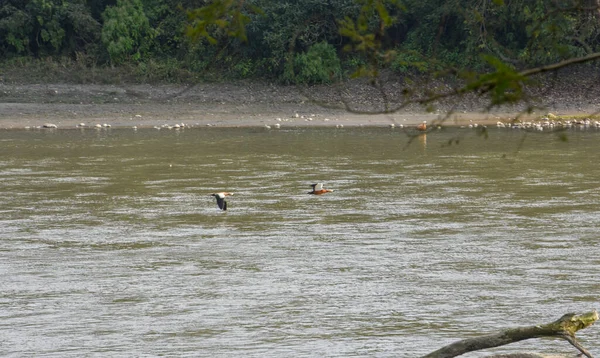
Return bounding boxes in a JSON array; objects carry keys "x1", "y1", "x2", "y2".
[
  {"x1": 308, "y1": 183, "x2": 334, "y2": 195},
  {"x1": 211, "y1": 192, "x2": 233, "y2": 210}
]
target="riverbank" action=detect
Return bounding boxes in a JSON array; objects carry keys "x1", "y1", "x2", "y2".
[{"x1": 1, "y1": 72, "x2": 599, "y2": 129}]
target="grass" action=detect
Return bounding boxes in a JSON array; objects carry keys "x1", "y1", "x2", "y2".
[{"x1": 0, "y1": 56, "x2": 209, "y2": 85}]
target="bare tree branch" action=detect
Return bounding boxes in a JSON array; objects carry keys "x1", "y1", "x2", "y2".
[
  {"x1": 519, "y1": 52, "x2": 600, "y2": 77},
  {"x1": 422, "y1": 310, "x2": 598, "y2": 358}
]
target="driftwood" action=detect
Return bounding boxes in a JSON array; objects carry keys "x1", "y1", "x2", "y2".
[{"x1": 423, "y1": 310, "x2": 598, "y2": 358}]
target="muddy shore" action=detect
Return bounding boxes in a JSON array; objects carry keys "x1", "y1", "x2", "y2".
[{"x1": 1, "y1": 76, "x2": 599, "y2": 129}]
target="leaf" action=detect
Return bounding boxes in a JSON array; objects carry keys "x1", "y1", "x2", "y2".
[{"x1": 186, "y1": 0, "x2": 253, "y2": 44}]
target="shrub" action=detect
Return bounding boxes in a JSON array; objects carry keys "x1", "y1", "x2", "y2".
[
  {"x1": 101, "y1": 0, "x2": 156, "y2": 65},
  {"x1": 288, "y1": 42, "x2": 342, "y2": 84}
]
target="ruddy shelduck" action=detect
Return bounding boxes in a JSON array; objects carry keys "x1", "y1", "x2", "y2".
[
  {"x1": 416, "y1": 121, "x2": 427, "y2": 131},
  {"x1": 211, "y1": 192, "x2": 233, "y2": 210},
  {"x1": 308, "y1": 183, "x2": 334, "y2": 195}
]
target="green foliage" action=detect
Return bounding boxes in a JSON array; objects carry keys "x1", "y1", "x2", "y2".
[
  {"x1": 141, "y1": 0, "x2": 187, "y2": 58},
  {"x1": 342, "y1": 55, "x2": 367, "y2": 76},
  {"x1": 185, "y1": 0, "x2": 261, "y2": 44},
  {"x1": 519, "y1": 0, "x2": 584, "y2": 64},
  {"x1": 398, "y1": 0, "x2": 472, "y2": 69},
  {"x1": 245, "y1": 0, "x2": 357, "y2": 73},
  {"x1": 339, "y1": 0, "x2": 403, "y2": 53},
  {"x1": 461, "y1": 0, "x2": 594, "y2": 67},
  {"x1": 466, "y1": 55, "x2": 528, "y2": 106},
  {"x1": 180, "y1": 42, "x2": 214, "y2": 72},
  {"x1": 35, "y1": 0, "x2": 66, "y2": 51},
  {"x1": 338, "y1": 0, "x2": 404, "y2": 78},
  {"x1": 390, "y1": 50, "x2": 431, "y2": 74},
  {"x1": 101, "y1": 0, "x2": 155, "y2": 64},
  {"x1": 232, "y1": 59, "x2": 254, "y2": 78},
  {"x1": 284, "y1": 42, "x2": 342, "y2": 84},
  {"x1": 2, "y1": 0, "x2": 600, "y2": 88},
  {"x1": 0, "y1": 0, "x2": 99, "y2": 57},
  {"x1": 0, "y1": 4, "x2": 32, "y2": 54}
]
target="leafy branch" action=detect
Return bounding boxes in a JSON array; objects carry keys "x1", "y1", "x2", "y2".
[{"x1": 185, "y1": 0, "x2": 262, "y2": 44}]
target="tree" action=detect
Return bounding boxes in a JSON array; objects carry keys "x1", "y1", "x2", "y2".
[
  {"x1": 101, "y1": 0, "x2": 155, "y2": 64},
  {"x1": 0, "y1": 1, "x2": 33, "y2": 55},
  {"x1": 0, "y1": 0, "x2": 99, "y2": 58},
  {"x1": 141, "y1": 0, "x2": 190, "y2": 58}
]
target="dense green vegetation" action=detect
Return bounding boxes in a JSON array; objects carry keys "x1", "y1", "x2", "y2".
[{"x1": 1, "y1": 0, "x2": 599, "y2": 84}]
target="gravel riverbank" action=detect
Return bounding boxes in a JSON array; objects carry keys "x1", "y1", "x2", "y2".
[{"x1": 1, "y1": 71, "x2": 599, "y2": 129}]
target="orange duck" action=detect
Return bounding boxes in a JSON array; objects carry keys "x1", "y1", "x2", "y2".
[{"x1": 308, "y1": 183, "x2": 334, "y2": 195}]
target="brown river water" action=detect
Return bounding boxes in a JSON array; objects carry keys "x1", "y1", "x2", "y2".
[{"x1": 1, "y1": 126, "x2": 598, "y2": 357}]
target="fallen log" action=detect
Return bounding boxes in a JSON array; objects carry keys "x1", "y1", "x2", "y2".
[{"x1": 423, "y1": 310, "x2": 598, "y2": 358}]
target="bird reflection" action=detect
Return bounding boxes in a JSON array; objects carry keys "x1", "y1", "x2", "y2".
[{"x1": 419, "y1": 133, "x2": 427, "y2": 149}]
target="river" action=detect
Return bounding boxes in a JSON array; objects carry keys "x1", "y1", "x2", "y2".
[{"x1": 1, "y1": 126, "x2": 598, "y2": 357}]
